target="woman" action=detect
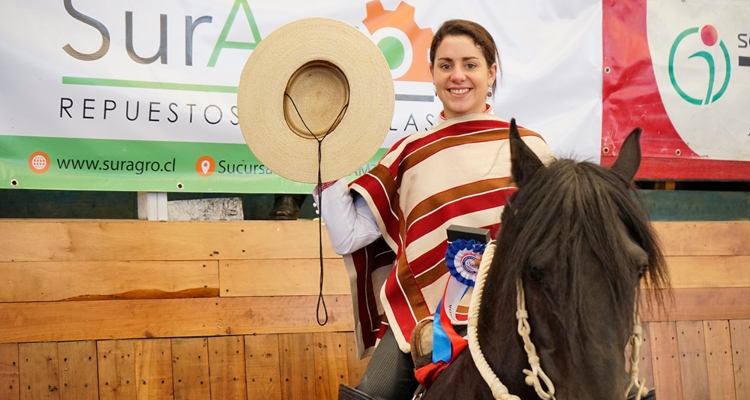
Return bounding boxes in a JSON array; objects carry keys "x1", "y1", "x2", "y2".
[{"x1": 318, "y1": 19, "x2": 555, "y2": 400}]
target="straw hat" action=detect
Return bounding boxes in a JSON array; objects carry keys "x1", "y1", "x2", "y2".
[{"x1": 237, "y1": 18, "x2": 395, "y2": 184}]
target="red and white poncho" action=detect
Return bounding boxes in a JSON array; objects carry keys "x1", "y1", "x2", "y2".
[{"x1": 344, "y1": 113, "x2": 556, "y2": 357}]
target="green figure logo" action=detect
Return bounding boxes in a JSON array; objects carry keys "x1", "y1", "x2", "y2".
[{"x1": 669, "y1": 25, "x2": 731, "y2": 105}]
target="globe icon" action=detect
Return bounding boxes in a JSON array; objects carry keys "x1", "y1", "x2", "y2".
[{"x1": 31, "y1": 155, "x2": 47, "y2": 170}]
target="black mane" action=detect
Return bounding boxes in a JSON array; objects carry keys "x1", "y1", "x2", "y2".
[{"x1": 490, "y1": 157, "x2": 669, "y2": 378}]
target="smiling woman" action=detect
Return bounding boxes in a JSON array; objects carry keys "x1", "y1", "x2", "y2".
[
  {"x1": 317, "y1": 19, "x2": 556, "y2": 400},
  {"x1": 431, "y1": 35, "x2": 496, "y2": 119}
]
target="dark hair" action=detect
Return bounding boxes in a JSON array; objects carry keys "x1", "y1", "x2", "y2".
[{"x1": 429, "y1": 19, "x2": 501, "y2": 94}]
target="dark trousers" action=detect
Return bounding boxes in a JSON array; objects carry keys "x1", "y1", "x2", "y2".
[{"x1": 356, "y1": 327, "x2": 419, "y2": 400}]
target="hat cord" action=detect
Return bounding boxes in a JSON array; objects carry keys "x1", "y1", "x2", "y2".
[{"x1": 284, "y1": 92, "x2": 350, "y2": 326}]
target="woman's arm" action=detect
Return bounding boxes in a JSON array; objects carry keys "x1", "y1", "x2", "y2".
[{"x1": 313, "y1": 179, "x2": 382, "y2": 255}]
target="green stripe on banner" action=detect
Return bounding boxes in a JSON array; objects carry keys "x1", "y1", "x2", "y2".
[
  {"x1": 0, "y1": 136, "x2": 385, "y2": 193},
  {"x1": 62, "y1": 76, "x2": 238, "y2": 93}
]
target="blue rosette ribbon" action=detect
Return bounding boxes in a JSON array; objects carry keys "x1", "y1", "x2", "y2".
[
  {"x1": 432, "y1": 238, "x2": 487, "y2": 364},
  {"x1": 445, "y1": 238, "x2": 486, "y2": 287}
]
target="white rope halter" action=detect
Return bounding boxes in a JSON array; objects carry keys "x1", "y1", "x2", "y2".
[
  {"x1": 467, "y1": 242, "x2": 648, "y2": 400},
  {"x1": 625, "y1": 295, "x2": 649, "y2": 400}
]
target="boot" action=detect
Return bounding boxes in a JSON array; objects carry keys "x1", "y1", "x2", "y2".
[
  {"x1": 338, "y1": 384, "x2": 375, "y2": 400},
  {"x1": 269, "y1": 194, "x2": 305, "y2": 220}
]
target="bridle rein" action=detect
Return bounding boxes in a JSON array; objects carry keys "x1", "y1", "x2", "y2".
[{"x1": 466, "y1": 242, "x2": 649, "y2": 400}]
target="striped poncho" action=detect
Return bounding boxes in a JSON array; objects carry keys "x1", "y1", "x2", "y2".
[{"x1": 345, "y1": 113, "x2": 555, "y2": 357}]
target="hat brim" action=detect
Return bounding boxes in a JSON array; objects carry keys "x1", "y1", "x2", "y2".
[{"x1": 237, "y1": 18, "x2": 395, "y2": 184}]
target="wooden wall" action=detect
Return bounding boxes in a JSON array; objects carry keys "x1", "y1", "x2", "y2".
[
  {"x1": 634, "y1": 222, "x2": 750, "y2": 400},
  {"x1": 0, "y1": 220, "x2": 748, "y2": 399}
]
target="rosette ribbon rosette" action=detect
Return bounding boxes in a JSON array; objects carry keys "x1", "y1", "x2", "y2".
[{"x1": 432, "y1": 239, "x2": 486, "y2": 364}]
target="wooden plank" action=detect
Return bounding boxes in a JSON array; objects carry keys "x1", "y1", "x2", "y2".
[
  {"x1": 279, "y1": 333, "x2": 315, "y2": 400},
  {"x1": 664, "y1": 256, "x2": 750, "y2": 289},
  {"x1": 0, "y1": 295, "x2": 353, "y2": 344},
  {"x1": 208, "y1": 336, "x2": 247, "y2": 400},
  {"x1": 641, "y1": 288, "x2": 750, "y2": 322},
  {"x1": 703, "y1": 320, "x2": 736, "y2": 400},
  {"x1": 2, "y1": 220, "x2": 746, "y2": 261},
  {"x1": 0, "y1": 220, "x2": 338, "y2": 262},
  {"x1": 676, "y1": 321, "x2": 710, "y2": 400},
  {"x1": 171, "y1": 338, "x2": 211, "y2": 400},
  {"x1": 313, "y1": 332, "x2": 349, "y2": 400},
  {"x1": 97, "y1": 340, "x2": 137, "y2": 400},
  {"x1": 652, "y1": 221, "x2": 750, "y2": 257},
  {"x1": 345, "y1": 333, "x2": 369, "y2": 388},
  {"x1": 245, "y1": 335, "x2": 281, "y2": 400},
  {"x1": 650, "y1": 322, "x2": 683, "y2": 400},
  {"x1": 641, "y1": 190, "x2": 750, "y2": 221},
  {"x1": 220, "y1": 259, "x2": 349, "y2": 297},
  {"x1": 730, "y1": 319, "x2": 750, "y2": 400},
  {"x1": 0, "y1": 261, "x2": 219, "y2": 302},
  {"x1": 57, "y1": 341, "x2": 97, "y2": 400},
  {"x1": 134, "y1": 339, "x2": 173, "y2": 399},
  {"x1": 0, "y1": 343, "x2": 20, "y2": 400},
  {"x1": 18, "y1": 342, "x2": 60, "y2": 400}
]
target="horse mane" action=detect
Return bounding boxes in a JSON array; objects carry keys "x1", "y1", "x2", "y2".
[{"x1": 492, "y1": 158, "x2": 669, "y2": 370}]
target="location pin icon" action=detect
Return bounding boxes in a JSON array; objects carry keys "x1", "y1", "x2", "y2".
[{"x1": 201, "y1": 160, "x2": 210, "y2": 175}]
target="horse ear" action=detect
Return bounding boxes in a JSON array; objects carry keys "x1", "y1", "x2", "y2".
[
  {"x1": 510, "y1": 118, "x2": 544, "y2": 188},
  {"x1": 610, "y1": 127, "x2": 642, "y2": 181}
]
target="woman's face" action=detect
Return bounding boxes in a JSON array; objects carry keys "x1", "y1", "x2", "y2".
[{"x1": 430, "y1": 35, "x2": 497, "y2": 119}]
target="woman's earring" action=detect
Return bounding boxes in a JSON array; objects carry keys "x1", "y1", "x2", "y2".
[
  {"x1": 486, "y1": 88, "x2": 493, "y2": 98},
  {"x1": 434, "y1": 83, "x2": 437, "y2": 96}
]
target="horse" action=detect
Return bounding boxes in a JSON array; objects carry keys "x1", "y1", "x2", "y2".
[{"x1": 422, "y1": 120, "x2": 670, "y2": 400}]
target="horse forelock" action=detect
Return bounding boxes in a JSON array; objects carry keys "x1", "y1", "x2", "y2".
[{"x1": 489, "y1": 158, "x2": 668, "y2": 391}]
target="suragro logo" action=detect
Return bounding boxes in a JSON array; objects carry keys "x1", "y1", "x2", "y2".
[{"x1": 668, "y1": 25, "x2": 731, "y2": 105}]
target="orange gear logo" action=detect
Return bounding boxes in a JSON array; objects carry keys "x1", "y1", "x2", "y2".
[{"x1": 363, "y1": 1, "x2": 433, "y2": 82}]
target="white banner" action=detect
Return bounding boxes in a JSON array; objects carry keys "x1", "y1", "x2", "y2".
[{"x1": 0, "y1": 0, "x2": 603, "y2": 191}]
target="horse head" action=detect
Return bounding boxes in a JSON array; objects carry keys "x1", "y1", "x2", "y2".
[{"x1": 475, "y1": 119, "x2": 669, "y2": 399}]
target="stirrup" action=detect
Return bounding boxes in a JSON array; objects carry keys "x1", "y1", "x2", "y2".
[{"x1": 338, "y1": 384, "x2": 375, "y2": 400}]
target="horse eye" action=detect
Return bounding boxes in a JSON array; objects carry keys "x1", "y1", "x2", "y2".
[
  {"x1": 527, "y1": 268, "x2": 543, "y2": 284},
  {"x1": 525, "y1": 262, "x2": 547, "y2": 284},
  {"x1": 637, "y1": 264, "x2": 647, "y2": 279}
]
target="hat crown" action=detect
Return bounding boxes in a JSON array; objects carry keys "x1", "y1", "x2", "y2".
[
  {"x1": 284, "y1": 61, "x2": 349, "y2": 139},
  {"x1": 237, "y1": 17, "x2": 395, "y2": 183}
]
